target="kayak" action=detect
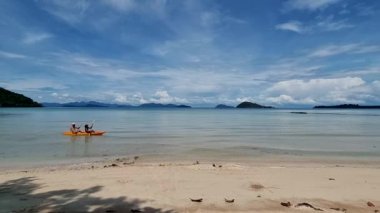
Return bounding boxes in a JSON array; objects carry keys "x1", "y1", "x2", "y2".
[{"x1": 63, "y1": 131, "x2": 106, "y2": 136}]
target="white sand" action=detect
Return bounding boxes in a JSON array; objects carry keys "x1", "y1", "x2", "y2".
[{"x1": 0, "y1": 159, "x2": 379, "y2": 212}]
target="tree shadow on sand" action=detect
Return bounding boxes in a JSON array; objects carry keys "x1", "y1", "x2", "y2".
[{"x1": 0, "y1": 177, "x2": 174, "y2": 213}]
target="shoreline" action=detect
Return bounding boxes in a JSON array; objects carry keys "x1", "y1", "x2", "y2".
[
  {"x1": 1, "y1": 157, "x2": 379, "y2": 212},
  {"x1": 2, "y1": 151, "x2": 380, "y2": 172}
]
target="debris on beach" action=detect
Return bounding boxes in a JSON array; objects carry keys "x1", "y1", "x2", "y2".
[
  {"x1": 104, "y1": 163, "x2": 119, "y2": 168},
  {"x1": 105, "y1": 209, "x2": 116, "y2": 213},
  {"x1": 193, "y1": 161, "x2": 200, "y2": 165},
  {"x1": 374, "y1": 209, "x2": 379, "y2": 213},
  {"x1": 250, "y1": 183, "x2": 264, "y2": 191},
  {"x1": 281, "y1": 201, "x2": 292, "y2": 207},
  {"x1": 295, "y1": 202, "x2": 323, "y2": 211},
  {"x1": 130, "y1": 209, "x2": 142, "y2": 212},
  {"x1": 123, "y1": 161, "x2": 135, "y2": 165},
  {"x1": 113, "y1": 157, "x2": 137, "y2": 165},
  {"x1": 212, "y1": 163, "x2": 216, "y2": 167},
  {"x1": 190, "y1": 198, "x2": 203, "y2": 202},
  {"x1": 257, "y1": 195, "x2": 261, "y2": 198},
  {"x1": 218, "y1": 165, "x2": 222, "y2": 168},
  {"x1": 368, "y1": 201, "x2": 376, "y2": 207},
  {"x1": 225, "y1": 198, "x2": 235, "y2": 203},
  {"x1": 330, "y1": 207, "x2": 347, "y2": 212},
  {"x1": 329, "y1": 178, "x2": 335, "y2": 180}
]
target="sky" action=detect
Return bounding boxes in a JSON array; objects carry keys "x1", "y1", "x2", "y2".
[{"x1": 0, "y1": 0, "x2": 380, "y2": 107}]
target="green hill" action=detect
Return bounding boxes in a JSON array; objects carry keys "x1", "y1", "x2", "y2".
[
  {"x1": 236, "y1": 101, "x2": 273, "y2": 109},
  {"x1": 0, "y1": 88, "x2": 42, "y2": 107}
]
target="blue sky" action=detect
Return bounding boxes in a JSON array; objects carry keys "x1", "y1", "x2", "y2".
[{"x1": 1, "y1": 0, "x2": 380, "y2": 107}]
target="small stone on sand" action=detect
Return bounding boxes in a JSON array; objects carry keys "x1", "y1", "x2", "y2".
[
  {"x1": 281, "y1": 202, "x2": 291, "y2": 207},
  {"x1": 225, "y1": 198, "x2": 234, "y2": 203},
  {"x1": 368, "y1": 201, "x2": 376, "y2": 207},
  {"x1": 190, "y1": 198, "x2": 203, "y2": 202}
]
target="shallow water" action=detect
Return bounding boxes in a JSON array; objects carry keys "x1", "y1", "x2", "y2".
[{"x1": 0, "y1": 108, "x2": 380, "y2": 168}]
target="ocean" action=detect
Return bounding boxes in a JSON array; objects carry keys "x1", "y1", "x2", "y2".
[{"x1": 1, "y1": 108, "x2": 380, "y2": 168}]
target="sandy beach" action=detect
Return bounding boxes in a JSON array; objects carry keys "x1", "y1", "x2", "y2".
[{"x1": 1, "y1": 157, "x2": 379, "y2": 213}]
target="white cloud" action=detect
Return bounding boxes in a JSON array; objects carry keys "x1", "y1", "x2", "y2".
[
  {"x1": 103, "y1": 91, "x2": 148, "y2": 104},
  {"x1": 0, "y1": 50, "x2": 27, "y2": 59},
  {"x1": 130, "y1": 93, "x2": 148, "y2": 104},
  {"x1": 105, "y1": 90, "x2": 187, "y2": 104},
  {"x1": 38, "y1": 0, "x2": 90, "y2": 25},
  {"x1": 23, "y1": 32, "x2": 52, "y2": 44},
  {"x1": 113, "y1": 93, "x2": 127, "y2": 103},
  {"x1": 309, "y1": 44, "x2": 380, "y2": 57},
  {"x1": 316, "y1": 16, "x2": 354, "y2": 31},
  {"x1": 265, "y1": 77, "x2": 372, "y2": 105},
  {"x1": 2, "y1": 79, "x2": 66, "y2": 91},
  {"x1": 266, "y1": 95, "x2": 316, "y2": 105},
  {"x1": 275, "y1": 21, "x2": 304, "y2": 33},
  {"x1": 309, "y1": 44, "x2": 358, "y2": 57},
  {"x1": 150, "y1": 90, "x2": 188, "y2": 104},
  {"x1": 276, "y1": 16, "x2": 354, "y2": 34},
  {"x1": 284, "y1": 0, "x2": 341, "y2": 11}
]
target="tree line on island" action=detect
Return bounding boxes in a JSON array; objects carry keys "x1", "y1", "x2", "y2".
[
  {"x1": 0, "y1": 88, "x2": 41, "y2": 107},
  {"x1": 1, "y1": 87, "x2": 380, "y2": 109}
]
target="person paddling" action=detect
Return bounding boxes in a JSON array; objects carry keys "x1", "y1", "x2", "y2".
[
  {"x1": 70, "y1": 123, "x2": 82, "y2": 134},
  {"x1": 84, "y1": 123, "x2": 95, "y2": 133}
]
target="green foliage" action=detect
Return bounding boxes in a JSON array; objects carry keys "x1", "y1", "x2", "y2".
[{"x1": 0, "y1": 88, "x2": 42, "y2": 107}]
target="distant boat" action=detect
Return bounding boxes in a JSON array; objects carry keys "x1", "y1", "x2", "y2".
[
  {"x1": 314, "y1": 104, "x2": 380, "y2": 109},
  {"x1": 290, "y1": 112, "x2": 307, "y2": 114}
]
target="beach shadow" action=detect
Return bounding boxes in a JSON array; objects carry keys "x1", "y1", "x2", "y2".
[{"x1": 0, "y1": 177, "x2": 174, "y2": 213}]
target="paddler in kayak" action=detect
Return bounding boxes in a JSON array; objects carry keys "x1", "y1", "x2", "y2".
[
  {"x1": 70, "y1": 123, "x2": 82, "y2": 134},
  {"x1": 84, "y1": 123, "x2": 95, "y2": 134}
]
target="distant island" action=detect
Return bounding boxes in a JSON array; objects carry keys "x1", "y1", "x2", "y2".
[
  {"x1": 314, "y1": 104, "x2": 380, "y2": 109},
  {"x1": 0, "y1": 88, "x2": 42, "y2": 107},
  {"x1": 43, "y1": 101, "x2": 133, "y2": 108},
  {"x1": 138, "y1": 103, "x2": 191, "y2": 108},
  {"x1": 236, "y1": 101, "x2": 273, "y2": 109},
  {"x1": 215, "y1": 104, "x2": 234, "y2": 109},
  {"x1": 42, "y1": 101, "x2": 191, "y2": 108}
]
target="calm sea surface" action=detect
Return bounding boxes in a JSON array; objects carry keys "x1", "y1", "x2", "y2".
[{"x1": 1, "y1": 108, "x2": 380, "y2": 168}]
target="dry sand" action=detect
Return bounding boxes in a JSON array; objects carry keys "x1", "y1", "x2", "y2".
[{"x1": 0, "y1": 158, "x2": 379, "y2": 212}]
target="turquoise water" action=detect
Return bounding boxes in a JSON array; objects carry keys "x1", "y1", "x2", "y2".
[{"x1": 1, "y1": 108, "x2": 380, "y2": 168}]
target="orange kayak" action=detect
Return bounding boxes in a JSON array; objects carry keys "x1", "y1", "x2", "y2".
[{"x1": 63, "y1": 131, "x2": 106, "y2": 136}]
